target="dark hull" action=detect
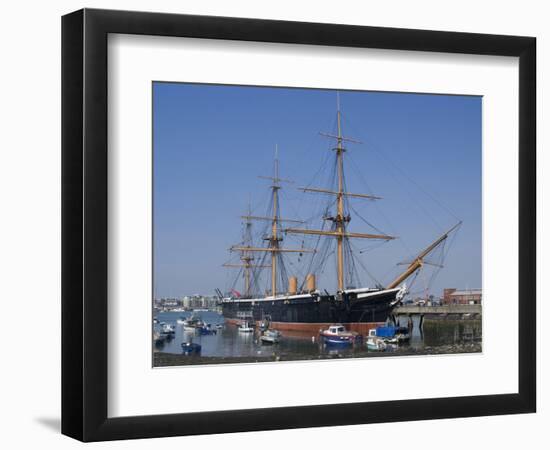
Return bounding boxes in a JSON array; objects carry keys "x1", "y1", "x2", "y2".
[{"x1": 221, "y1": 289, "x2": 400, "y2": 332}]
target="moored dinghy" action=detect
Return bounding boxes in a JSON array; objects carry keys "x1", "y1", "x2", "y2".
[
  {"x1": 182, "y1": 314, "x2": 204, "y2": 332},
  {"x1": 366, "y1": 329, "x2": 387, "y2": 351},
  {"x1": 260, "y1": 329, "x2": 281, "y2": 344},
  {"x1": 160, "y1": 323, "x2": 175, "y2": 338},
  {"x1": 181, "y1": 341, "x2": 202, "y2": 355}
]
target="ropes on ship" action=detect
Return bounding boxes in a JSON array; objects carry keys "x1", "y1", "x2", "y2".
[{"x1": 223, "y1": 92, "x2": 462, "y2": 299}]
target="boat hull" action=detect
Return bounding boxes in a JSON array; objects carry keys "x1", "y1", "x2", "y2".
[
  {"x1": 221, "y1": 288, "x2": 400, "y2": 333},
  {"x1": 366, "y1": 339, "x2": 386, "y2": 351},
  {"x1": 323, "y1": 339, "x2": 352, "y2": 346},
  {"x1": 321, "y1": 335, "x2": 359, "y2": 345}
]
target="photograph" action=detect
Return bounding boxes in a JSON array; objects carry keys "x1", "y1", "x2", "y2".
[{"x1": 151, "y1": 83, "x2": 482, "y2": 367}]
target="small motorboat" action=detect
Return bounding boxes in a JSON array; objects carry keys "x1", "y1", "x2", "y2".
[
  {"x1": 238, "y1": 321, "x2": 254, "y2": 333},
  {"x1": 366, "y1": 329, "x2": 387, "y2": 351},
  {"x1": 260, "y1": 329, "x2": 281, "y2": 344},
  {"x1": 320, "y1": 324, "x2": 362, "y2": 346},
  {"x1": 160, "y1": 323, "x2": 175, "y2": 336},
  {"x1": 366, "y1": 336, "x2": 387, "y2": 351},
  {"x1": 215, "y1": 323, "x2": 224, "y2": 329},
  {"x1": 181, "y1": 342, "x2": 202, "y2": 355},
  {"x1": 183, "y1": 314, "x2": 205, "y2": 332},
  {"x1": 176, "y1": 316, "x2": 186, "y2": 324}
]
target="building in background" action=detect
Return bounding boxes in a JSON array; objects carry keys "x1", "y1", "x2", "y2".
[
  {"x1": 442, "y1": 288, "x2": 482, "y2": 305},
  {"x1": 154, "y1": 295, "x2": 218, "y2": 310}
]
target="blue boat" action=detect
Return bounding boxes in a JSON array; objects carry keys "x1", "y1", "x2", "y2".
[
  {"x1": 375, "y1": 326, "x2": 397, "y2": 338},
  {"x1": 375, "y1": 325, "x2": 410, "y2": 343},
  {"x1": 181, "y1": 342, "x2": 202, "y2": 355},
  {"x1": 197, "y1": 324, "x2": 217, "y2": 335},
  {"x1": 320, "y1": 324, "x2": 362, "y2": 346}
]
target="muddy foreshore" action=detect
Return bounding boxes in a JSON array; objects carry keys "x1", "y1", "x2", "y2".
[{"x1": 154, "y1": 342, "x2": 482, "y2": 367}]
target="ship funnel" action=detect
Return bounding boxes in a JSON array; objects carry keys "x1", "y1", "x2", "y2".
[
  {"x1": 289, "y1": 276, "x2": 298, "y2": 295},
  {"x1": 306, "y1": 273, "x2": 316, "y2": 292}
]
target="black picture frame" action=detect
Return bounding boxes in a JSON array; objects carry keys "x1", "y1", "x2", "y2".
[{"x1": 62, "y1": 8, "x2": 536, "y2": 442}]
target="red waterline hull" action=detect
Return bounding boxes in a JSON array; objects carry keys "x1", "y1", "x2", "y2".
[{"x1": 225, "y1": 318, "x2": 383, "y2": 336}]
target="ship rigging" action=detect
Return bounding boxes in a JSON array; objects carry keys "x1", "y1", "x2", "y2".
[
  {"x1": 285, "y1": 93, "x2": 396, "y2": 293},
  {"x1": 220, "y1": 93, "x2": 461, "y2": 332},
  {"x1": 227, "y1": 146, "x2": 315, "y2": 299}
]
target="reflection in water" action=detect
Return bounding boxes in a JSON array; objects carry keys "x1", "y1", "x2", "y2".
[{"x1": 154, "y1": 311, "x2": 481, "y2": 361}]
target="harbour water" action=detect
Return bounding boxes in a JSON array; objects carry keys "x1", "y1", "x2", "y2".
[{"x1": 153, "y1": 310, "x2": 482, "y2": 366}]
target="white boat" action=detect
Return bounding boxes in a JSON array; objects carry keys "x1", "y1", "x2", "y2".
[
  {"x1": 182, "y1": 314, "x2": 204, "y2": 331},
  {"x1": 260, "y1": 329, "x2": 281, "y2": 344},
  {"x1": 238, "y1": 321, "x2": 254, "y2": 333},
  {"x1": 366, "y1": 329, "x2": 387, "y2": 351},
  {"x1": 160, "y1": 323, "x2": 175, "y2": 336}
]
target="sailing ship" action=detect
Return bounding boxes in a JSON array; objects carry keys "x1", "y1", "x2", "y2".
[{"x1": 219, "y1": 95, "x2": 461, "y2": 334}]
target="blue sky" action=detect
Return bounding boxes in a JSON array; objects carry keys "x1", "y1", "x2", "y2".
[{"x1": 153, "y1": 83, "x2": 481, "y2": 299}]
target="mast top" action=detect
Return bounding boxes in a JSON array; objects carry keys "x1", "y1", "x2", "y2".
[{"x1": 258, "y1": 144, "x2": 294, "y2": 186}]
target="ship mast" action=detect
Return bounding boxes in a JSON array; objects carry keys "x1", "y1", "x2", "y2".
[
  {"x1": 230, "y1": 146, "x2": 315, "y2": 298},
  {"x1": 223, "y1": 201, "x2": 271, "y2": 297},
  {"x1": 335, "y1": 95, "x2": 345, "y2": 291},
  {"x1": 270, "y1": 146, "x2": 280, "y2": 297},
  {"x1": 286, "y1": 93, "x2": 395, "y2": 292}
]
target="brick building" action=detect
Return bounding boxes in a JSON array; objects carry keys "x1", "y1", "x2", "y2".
[{"x1": 442, "y1": 288, "x2": 482, "y2": 305}]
